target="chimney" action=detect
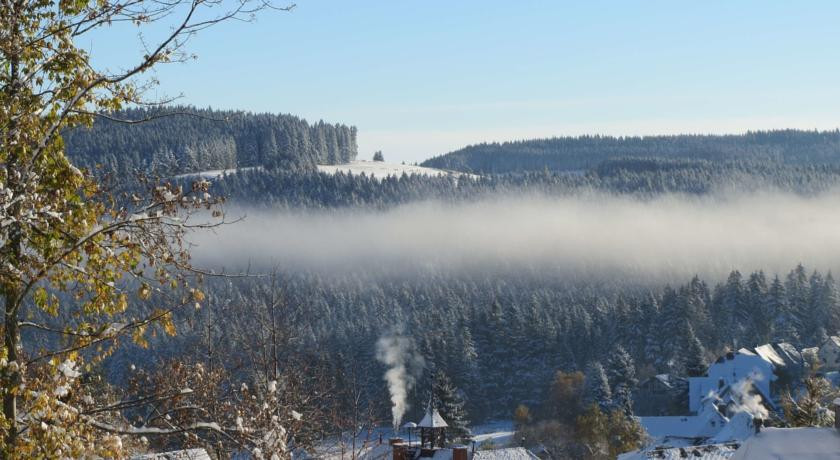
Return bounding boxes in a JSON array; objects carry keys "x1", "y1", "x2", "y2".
[
  {"x1": 754, "y1": 417, "x2": 763, "y2": 434},
  {"x1": 833, "y1": 398, "x2": 840, "y2": 430},
  {"x1": 391, "y1": 440, "x2": 407, "y2": 460},
  {"x1": 453, "y1": 446, "x2": 468, "y2": 460}
]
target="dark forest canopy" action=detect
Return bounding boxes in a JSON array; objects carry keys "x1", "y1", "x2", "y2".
[
  {"x1": 112, "y1": 262, "x2": 839, "y2": 423},
  {"x1": 63, "y1": 106, "x2": 358, "y2": 176},
  {"x1": 421, "y1": 130, "x2": 840, "y2": 174}
]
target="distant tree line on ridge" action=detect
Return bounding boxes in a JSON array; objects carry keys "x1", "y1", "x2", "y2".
[
  {"x1": 209, "y1": 158, "x2": 840, "y2": 209},
  {"x1": 63, "y1": 106, "x2": 358, "y2": 176},
  {"x1": 422, "y1": 130, "x2": 840, "y2": 174}
]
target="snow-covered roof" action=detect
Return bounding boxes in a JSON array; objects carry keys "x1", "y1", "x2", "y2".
[
  {"x1": 419, "y1": 409, "x2": 449, "y2": 428},
  {"x1": 716, "y1": 380, "x2": 777, "y2": 412},
  {"x1": 709, "y1": 412, "x2": 757, "y2": 443},
  {"x1": 132, "y1": 449, "x2": 211, "y2": 460},
  {"x1": 640, "y1": 403, "x2": 727, "y2": 441},
  {"x1": 618, "y1": 443, "x2": 739, "y2": 460},
  {"x1": 652, "y1": 374, "x2": 686, "y2": 388},
  {"x1": 823, "y1": 336, "x2": 840, "y2": 349},
  {"x1": 731, "y1": 427, "x2": 840, "y2": 459},
  {"x1": 753, "y1": 344, "x2": 786, "y2": 367},
  {"x1": 472, "y1": 447, "x2": 539, "y2": 460},
  {"x1": 774, "y1": 343, "x2": 803, "y2": 363}
]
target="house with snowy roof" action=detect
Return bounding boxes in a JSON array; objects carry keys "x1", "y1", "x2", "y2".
[
  {"x1": 819, "y1": 336, "x2": 840, "y2": 372},
  {"x1": 688, "y1": 349, "x2": 776, "y2": 413},
  {"x1": 626, "y1": 407, "x2": 840, "y2": 460},
  {"x1": 638, "y1": 345, "x2": 785, "y2": 447},
  {"x1": 639, "y1": 398, "x2": 728, "y2": 444},
  {"x1": 622, "y1": 411, "x2": 757, "y2": 460},
  {"x1": 730, "y1": 427, "x2": 840, "y2": 459},
  {"x1": 618, "y1": 442, "x2": 740, "y2": 460}
]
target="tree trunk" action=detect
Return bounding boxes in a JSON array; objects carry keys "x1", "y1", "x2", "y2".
[{"x1": 3, "y1": 0, "x2": 24, "y2": 450}]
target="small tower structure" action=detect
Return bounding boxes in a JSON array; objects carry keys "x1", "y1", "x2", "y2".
[{"x1": 418, "y1": 407, "x2": 448, "y2": 449}]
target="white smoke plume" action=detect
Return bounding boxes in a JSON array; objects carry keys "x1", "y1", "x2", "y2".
[
  {"x1": 728, "y1": 378, "x2": 769, "y2": 420},
  {"x1": 375, "y1": 334, "x2": 424, "y2": 430}
]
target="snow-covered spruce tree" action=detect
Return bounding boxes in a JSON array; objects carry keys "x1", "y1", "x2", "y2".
[
  {"x1": 683, "y1": 325, "x2": 708, "y2": 378},
  {"x1": 432, "y1": 370, "x2": 471, "y2": 441},
  {"x1": 745, "y1": 270, "x2": 772, "y2": 346},
  {"x1": 583, "y1": 362, "x2": 612, "y2": 412},
  {"x1": 715, "y1": 270, "x2": 745, "y2": 348},
  {"x1": 0, "y1": 0, "x2": 289, "y2": 456},
  {"x1": 607, "y1": 346, "x2": 637, "y2": 416},
  {"x1": 786, "y1": 264, "x2": 810, "y2": 344},
  {"x1": 769, "y1": 275, "x2": 798, "y2": 344}
]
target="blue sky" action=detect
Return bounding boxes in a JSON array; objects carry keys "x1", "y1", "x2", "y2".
[{"x1": 86, "y1": 1, "x2": 840, "y2": 163}]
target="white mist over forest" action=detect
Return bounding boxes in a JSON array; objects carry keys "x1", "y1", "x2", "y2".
[{"x1": 191, "y1": 189, "x2": 840, "y2": 282}]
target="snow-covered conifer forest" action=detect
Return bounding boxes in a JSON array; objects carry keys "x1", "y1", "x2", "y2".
[
  {"x1": 6, "y1": 1, "x2": 840, "y2": 458},
  {"x1": 50, "y1": 109, "x2": 840, "y2": 456}
]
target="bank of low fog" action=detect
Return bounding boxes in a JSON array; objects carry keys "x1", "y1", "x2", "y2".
[{"x1": 190, "y1": 191, "x2": 840, "y2": 282}]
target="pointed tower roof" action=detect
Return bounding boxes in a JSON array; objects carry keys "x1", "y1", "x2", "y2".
[{"x1": 418, "y1": 408, "x2": 448, "y2": 428}]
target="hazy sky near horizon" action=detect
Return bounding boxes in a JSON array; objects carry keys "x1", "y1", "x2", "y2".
[{"x1": 86, "y1": 1, "x2": 840, "y2": 163}]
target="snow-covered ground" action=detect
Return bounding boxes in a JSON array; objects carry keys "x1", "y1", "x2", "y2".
[
  {"x1": 309, "y1": 421, "x2": 513, "y2": 460},
  {"x1": 470, "y1": 421, "x2": 515, "y2": 448},
  {"x1": 174, "y1": 166, "x2": 261, "y2": 180},
  {"x1": 317, "y1": 161, "x2": 476, "y2": 180},
  {"x1": 172, "y1": 161, "x2": 475, "y2": 182}
]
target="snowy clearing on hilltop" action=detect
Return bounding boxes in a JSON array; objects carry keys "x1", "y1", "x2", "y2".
[
  {"x1": 172, "y1": 161, "x2": 476, "y2": 182},
  {"x1": 317, "y1": 160, "x2": 477, "y2": 180},
  {"x1": 174, "y1": 166, "x2": 262, "y2": 180}
]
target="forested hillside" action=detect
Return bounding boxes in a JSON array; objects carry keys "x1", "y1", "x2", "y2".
[
  {"x1": 62, "y1": 109, "x2": 840, "y2": 446},
  {"x1": 112, "y1": 263, "x2": 839, "y2": 424},
  {"x1": 209, "y1": 158, "x2": 840, "y2": 209},
  {"x1": 421, "y1": 130, "x2": 840, "y2": 174},
  {"x1": 63, "y1": 106, "x2": 358, "y2": 175}
]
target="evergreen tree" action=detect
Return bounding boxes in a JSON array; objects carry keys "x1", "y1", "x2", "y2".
[
  {"x1": 373, "y1": 150, "x2": 385, "y2": 162},
  {"x1": 787, "y1": 264, "x2": 810, "y2": 343},
  {"x1": 823, "y1": 273, "x2": 840, "y2": 334},
  {"x1": 770, "y1": 276, "x2": 798, "y2": 344},
  {"x1": 745, "y1": 271, "x2": 772, "y2": 345},
  {"x1": 718, "y1": 270, "x2": 745, "y2": 347},
  {"x1": 607, "y1": 346, "x2": 637, "y2": 416},
  {"x1": 584, "y1": 362, "x2": 612, "y2": 411},
  {"x1": 683, "y1": 324, "x2": 708, "y2": 377},
  {"x1": 432, "y1": 370, "x2": 471, "y2": 441}
]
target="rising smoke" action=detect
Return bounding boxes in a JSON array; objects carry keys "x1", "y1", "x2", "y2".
[
  {"x1": 375, "y1": 333, "x2": 424, "y2": 430},
  {"x1": 190, "y1": 189, "x2": 840, "y2": 282},
  {"x1": 727, "y1": 378, "x2": 770, "y2": 420}
]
